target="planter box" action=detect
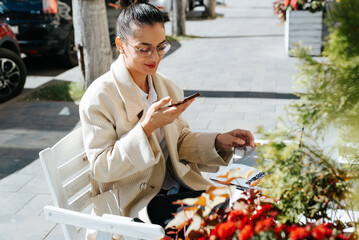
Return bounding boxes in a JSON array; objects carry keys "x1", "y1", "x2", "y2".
[{"x1": 285, "y1": 10, "x2": 323, "y2": 56}]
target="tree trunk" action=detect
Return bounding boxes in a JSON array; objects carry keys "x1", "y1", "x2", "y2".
[
  {"x1": 204, "y1": 0, "x2": 216, "y2": 17},
  {"x1": 171, "y1": 0, "x2": 186, "y2": 36},
  {"x1": 72, "y1": 0, "x2": 112, "y2": 90}
]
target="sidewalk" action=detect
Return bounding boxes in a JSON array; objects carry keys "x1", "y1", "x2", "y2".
[{"x1": 0, "y1": 0, "x2": 299, "y2": 239}]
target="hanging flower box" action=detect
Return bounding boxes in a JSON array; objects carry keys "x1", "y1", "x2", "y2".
[{"x1": 285, "y1": 10, "x2": 323, "y2": 56}]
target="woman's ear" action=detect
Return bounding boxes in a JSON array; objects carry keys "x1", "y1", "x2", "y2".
[{"x1": 115, "y1": 37, "x2": 124, "y2": 53}]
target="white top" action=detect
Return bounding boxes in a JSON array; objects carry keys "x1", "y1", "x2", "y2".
[{"x1": 136, "y1": 75, "x2": 180, "y2": 194}]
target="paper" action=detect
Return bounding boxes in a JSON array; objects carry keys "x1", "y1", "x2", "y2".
[
  {"x1": 210, "y1": 163, "x2": 265, "y2": 190},
  {"x1": 233, "y1": 146, "x2": 259, "y2": 167}
]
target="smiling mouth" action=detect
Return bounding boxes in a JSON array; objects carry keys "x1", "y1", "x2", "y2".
[{"x1": 145, "y1": 63, "x2": 157, "y2": 69}]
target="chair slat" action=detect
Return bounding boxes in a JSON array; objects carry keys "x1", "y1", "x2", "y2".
[
  {"x1": 69, "y1": 188, "x2": 92, "y2": 212},
  {"x1": 59, "y1": 151, "x2": 88, "y2": 181},
  {"x1": 44, "y1": 206, "x2": 165, "y2": 240},
  {"x1": 40, "y1": 148, "x2": 71, "y2": 209},
  {"x1": 64, "y1": 169, "x2": 90, "y2": 199},
  {"x1": 51, "y1": 127, "x2": 84, "y2": 164}
]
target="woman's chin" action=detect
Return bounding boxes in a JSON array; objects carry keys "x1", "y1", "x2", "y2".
[{"x1": 144, "y1": 67, "x2": 158, "y2": 75}]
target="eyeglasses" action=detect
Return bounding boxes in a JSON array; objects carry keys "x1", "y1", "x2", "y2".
[{"x1": 126, "y1": 40, "x2": 172, "y2": 58}]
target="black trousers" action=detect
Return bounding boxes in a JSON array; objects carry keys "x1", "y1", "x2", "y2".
[{"x1": 147, "y1": 188, "x2": 204, "y2": 238}]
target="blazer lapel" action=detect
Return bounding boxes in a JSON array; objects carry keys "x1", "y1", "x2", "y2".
[{"x1": 111, "y1": 56, "x2": 144, "y2": 122}]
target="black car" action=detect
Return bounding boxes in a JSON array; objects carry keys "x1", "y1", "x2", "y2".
[{"x1": 0, "y1": 0, "x2": 121, "y2": 67}]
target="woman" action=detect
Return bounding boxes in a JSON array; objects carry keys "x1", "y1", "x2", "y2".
[{"x1": 79, "y1": 0, "x2": 255, "y2": 238}]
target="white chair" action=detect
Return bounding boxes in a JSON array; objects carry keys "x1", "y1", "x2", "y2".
[{"x1": 40, "y1": 127, "x2": 165, "y2": 240}]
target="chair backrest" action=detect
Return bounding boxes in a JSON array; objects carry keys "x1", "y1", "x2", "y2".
[
  {"x1": 40, "y1": 127, "x2": 165, "y2": 240},
  {"x1": 40, "y1": 127, "x2": 91, "y2": 240}
]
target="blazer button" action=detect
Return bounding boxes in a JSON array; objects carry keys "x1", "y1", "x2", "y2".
[{"x1": 140, "y1": 182, "x2": 147, "y2": 190}]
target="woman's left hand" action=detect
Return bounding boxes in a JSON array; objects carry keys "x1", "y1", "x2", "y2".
[{"x1": 215, "y1": 129, "x2": 255, "y2": 150}]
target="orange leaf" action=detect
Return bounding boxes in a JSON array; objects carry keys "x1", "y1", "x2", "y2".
[
  {"x1": 217, "y1": 168, "x2": 244, "y2": 179},
  {"x1": 173, "y1": 195, "x2": 207, "y2": 206},
  {"x1": 244, "y1": 169, "x2": 256, "y2": 179},
  {"x1": 216, "y1": 172, "x2": 229, "y2": 178},
  {"x1": 250, "y1": 178, "x2": 262, "y2": 187},
  {"x1": 165, "y1": 208, "x2": 197, "y2": 230}
]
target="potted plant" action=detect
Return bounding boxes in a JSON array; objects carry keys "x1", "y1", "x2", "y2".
[
  {"x1": 273, "y1": 0, "x2": 326, "y2": 56},
  {"x1": 289, "y1": 0, "x2": 359, "y2": 163}
]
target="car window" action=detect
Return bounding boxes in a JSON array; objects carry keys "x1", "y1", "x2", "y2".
[{"x1": 0, "y1": 0, "x2": 42, "y2": 12}]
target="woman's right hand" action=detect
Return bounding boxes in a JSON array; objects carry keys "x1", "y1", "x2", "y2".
[{"x1": 141, "y1": 96, "x2": 194, "y2": 137}]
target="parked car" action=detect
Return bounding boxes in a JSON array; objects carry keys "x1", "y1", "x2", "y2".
[
  {"x1": 149, "y1": 0, "x2": 171, "y2": 19},
  {"x1": 149, "y1": 0, "x2": 205, "y2": 19},
  {"x1": 0, "y1": 20, "x2": 27, "y2": 103},
  {"x1": 0, "y1": 0, "x2": 121, "y2": 67}
]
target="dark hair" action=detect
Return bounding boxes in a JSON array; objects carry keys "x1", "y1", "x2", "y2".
[{"x1": 117, "y1": 0, "x2": 165, "y2": 41}]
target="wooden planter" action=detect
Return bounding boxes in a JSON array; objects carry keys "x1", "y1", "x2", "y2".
[{"x1": 285, "y1": 10, "x2": 323, "y2": 56}]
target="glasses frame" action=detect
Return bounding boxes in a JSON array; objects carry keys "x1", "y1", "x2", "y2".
[{"x1": 126, "y1": 40, "x2": 172, "y2": 58}]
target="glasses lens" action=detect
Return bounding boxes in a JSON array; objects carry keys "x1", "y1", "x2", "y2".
[
  {"x1": 158, "y1": 42, "x2": 171, "y2": 56},
  {"x1": 137, "y1": 47, "x2": 153, "y2": 57}
]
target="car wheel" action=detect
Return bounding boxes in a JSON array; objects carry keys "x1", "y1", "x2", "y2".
[
  {"x1": 0, "y1": 48, "x2": 27, "y2": 103},
  {"x1": 61, "y1": 29, "x2": 78, "y2": 67}
]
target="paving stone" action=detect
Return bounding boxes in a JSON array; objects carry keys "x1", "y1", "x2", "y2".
[
  {"x1": 244, "y1": 113, "x2": 261, "y2": 122},
  {"x1": 214, "y1": 104, "x2": 232, "y2": 113},
  {"x1": 16, "y1": 194, "x2": 53, "y2": 215},
  {"x1": 0, "y1": 214, "x2": 56, "y2": 240},
  {"x1": 0, "y1": 173, "x2": 34, "y2": 192},
  {"x1": 187, "y1": 119, "x2": 211, "y2": 131},
  {"x1": 44, "y1": 224, "x2": 69, "y2": 240},
  {"x1": 229, "y1": 103, "x2": 275, "y2": 113},
  {"x1": 197, "y1": 111, "x2": 244, "y2": 121},
  {"x1": 260, "y1": 112, "x2": 278, "y2": 121},
  {"x1": 16, "y1": 159, "x2": 44, "y2": 176},
  {"x1": 203, "y1": 98, "x2": 247, "y2": 104},
  {"x1": 18, "y1": 174, "x2": 50, "y2": 194},
  {"x1": 246, "y1": 98, "x2": 262, "y2": 104},
  {"x1": 0, "y1": 133, "x2": 13, "y2": 145},
  {"x1": 225, "y1": 120, "x2": 262, "y2": 134},
  {"x1": 0, "y1": 192, "x2": 35, "y2": 214},
  {"x1": 0, "y1": 157, "x2": 35, "y2": 177},
  {"x1": 2, "y1": 132, "x2": 68, "y2": 149}
]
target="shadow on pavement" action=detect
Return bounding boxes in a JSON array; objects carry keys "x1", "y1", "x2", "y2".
[
  {"x1": 0, "y1": 98, "x2": 80, "y2": 179},
  {"x1": 23, "y1": 55, "x2": 75, "y2": 77},
  {"x1": 164, "y1": 37, "x2": 181, "y2": 59}
]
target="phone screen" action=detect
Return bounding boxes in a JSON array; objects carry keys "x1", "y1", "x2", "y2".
[{"x1": 168, "y1": 92, "x2": 200, "y2": 107}]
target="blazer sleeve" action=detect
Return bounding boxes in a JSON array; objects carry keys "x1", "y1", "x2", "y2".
[
  {"x1": 176, "y1": 115, "x2": 233, "y2": 166},
  {"x1": 80, "y1": 92, "x2": 158, "y2": 183}
]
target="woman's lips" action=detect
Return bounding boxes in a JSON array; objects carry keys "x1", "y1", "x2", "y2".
[{"x1": 145, "y1": 63, "x2": 157, "y2": 69}]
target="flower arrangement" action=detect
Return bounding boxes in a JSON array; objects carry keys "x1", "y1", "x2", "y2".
[
  {"x1": 163, "y1": 186, "x2": 349, "y2": 240},
  {"x1": 273, "y1": 0, "x2": 326, "y2": 23},
  {"x1": 162, "y1": 135, "x2": 354, "y2": 240}
]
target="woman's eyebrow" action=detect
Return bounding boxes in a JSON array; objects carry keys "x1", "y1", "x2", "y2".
[{"x1": 139, "y1": 40, "x2": 167, "y2": 46}]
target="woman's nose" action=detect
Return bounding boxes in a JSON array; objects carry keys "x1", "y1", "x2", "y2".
[{"x1": 149, "y1": 48, "x2": 160, "y2": 61}]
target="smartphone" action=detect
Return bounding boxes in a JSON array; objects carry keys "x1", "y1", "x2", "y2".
[{"x1": 168, "y1": 92, "x2": 200, "y2": 107}]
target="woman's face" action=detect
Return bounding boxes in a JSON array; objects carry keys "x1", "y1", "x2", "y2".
[{"x1": 121, "y1": 23, "x2": 166, "y2": 77}]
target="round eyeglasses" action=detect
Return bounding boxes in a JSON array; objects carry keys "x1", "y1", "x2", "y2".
[{"x1": 126, "y1": 40, "x2": 172, "y2": 58}]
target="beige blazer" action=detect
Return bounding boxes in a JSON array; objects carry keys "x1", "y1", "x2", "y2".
[{"x1": 79, "y1": 56, "x2": 232, "y2": 231}]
